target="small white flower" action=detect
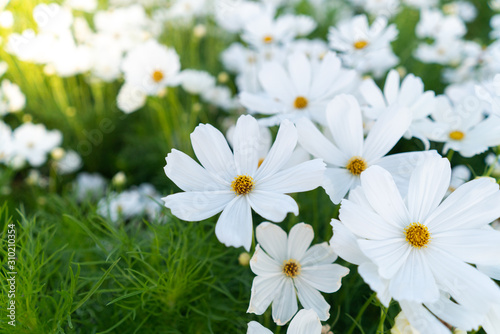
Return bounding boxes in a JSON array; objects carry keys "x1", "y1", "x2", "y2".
[
  {"x1": 121, "y1": 39, "x2": 181, "y2": 96},
  {"x1": 12, "y1": 123, "x2": 62, "y2": 167},
  {"x1": 390, "y1": 311, "x2": 420, "y2": 334},
  {"x1": 248, "y1": 222, "x2": 349, "y2": 324},
  {"x1": 162, "y1": 115, "x2": 325, "y2": 250},
  {"x1": 74, "y1": 172, "x2": 107, "y2": 201},
  {"x1": 179, "y1": 69, "x2": 216, "y2": 95},
  {"x1": 0, "y1": 79, "x2": 26, "y2": 115},
  {"x1": 240, "y1": 52, "x2": 356, "y2": 125},
  {"x1": 247, "y1": 309, "x2": 322, "y2": 334},
  {"x1": 55, "y1": 150, "x2": 82, "y2": 174}
]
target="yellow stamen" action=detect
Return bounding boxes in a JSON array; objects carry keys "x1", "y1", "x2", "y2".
[
  {"x1": 263, "y1": 35, "x2": 273, "y2": 44},
  {"x1": 404, "y1": 223, "x2": 431, "y2": 248},
  {"x1": 282, "y1": 259, "x2": 301, "y2": 278},
  {"x1": 152, "y1": 70, "x2": 164, "y2": 83},
  {"x1": 231, "y1": 175, "x2": 255, "y2": 195},
  {"x1": 353, "y1": 40, "x2": 369, "y2": 50},
  {"x1": 346, "y1": 157, "x2": 367, "y2": 176},
  {"x1": 449, "y1": 130, "x2": 465, "y2": 141},
  {"x1": 294, "y1": 96, "x2": 309, "y2": 109},
  {"x1": 258, "y1": 158, "x2": 264, "y2": 168}
]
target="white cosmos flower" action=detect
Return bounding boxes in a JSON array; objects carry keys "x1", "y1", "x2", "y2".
[
  {"x1": 297, "y1": 94, "x2": 436, "y2": 204},
  {"x1": 359, "y1": 69, "x2": 439, "y2": 148},
  {"x1": 248, "y1": 222, "x2": 349, "y2": 324},
  {"x1": 12, "y1": 123, "x2": 62, "y2": 167},
  {"x1": 162, "y1": 115, "x2": 325, "y2": 251},
  {"x1": 247, "y1": 309, "x2": 322, "y2": 334},
  {"x1": 121, "y1": 39, "x2": 181, "y2": 96},
  {"x1": 413, "y1": 96, "x2": 500, "y2": 157},
  {"x1": 338, "y1": 155, "x2": 500, "y2": 311},
  {"x1": 240, "y1": 52, "x2": 356, "y2": 125}
]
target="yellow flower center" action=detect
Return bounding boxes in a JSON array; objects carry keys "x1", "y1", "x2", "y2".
[
  {"x1": 263, "y1": 35, "x2": 273, "y2": 44},
  {"x1": 346, "y1": 157, "x2": 367, "y2": 176},
  {"x1": 353, "y1": 40, "x2": 369, "y2": 50},
  {"x1": 231, "y1": 175, "x2": 255, "y2": 195},
  {"x1": 449, "y1": 130, "x2": 465, "y2": 141},
  {"x1": 152, "y1": 70, "x2": 164, "y2": 83},
  {"x1": 294, "y1": 96, "x2": 309, "y2": 109},
  {"x1": 282, "y1": 259, "x2": 301, "y2": 278},
  {"x1": 404, "y1": 223, "x2": 431, "y2": 248}
]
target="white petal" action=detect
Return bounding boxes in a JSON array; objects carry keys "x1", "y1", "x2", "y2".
[
  {"x1": 239, "y1": 92, "x2": 284, "y2": 115},
  {"x1": 233, "y1": 115, "x2": 260, "y2": 175},
  {"x1": 248, "y1": 191, "x2": 298, "y2": 222},
  {"x1": 388, "y1": 249, "x2": 440, "y2": 303},
  {"x1": 162, "y1": 191, "x2": 234, "y2": 221},
  {"x1": 399, "y1": 301, "x2": 452, "y2": 334},
  {"x1": 359, "y1": 78, "x2": 386, "y2": 109},
  {"x1": 248, "y1": 275, "x2": 285, "y2": 315},
  {"x1": 272, "y1": 278, "x2": 298, "y2": 325},
  {"x1": 287, "y1": 309, "x2": 322, "y2": 334},
  {"x1": 407, "y1": 156, "x2": 450, "y2": 223},
  {"x1": 191, "y1": 123, "x2": 235, "y2": 181},
  {"x1": 432, "y1": 229, "x2": 500, "y2": 266},
  {"x1": 425, "y1": 178, "x2": 500, "y2": 233},
  {"x1": 362, "y1": 106, "x2": 412, "y2": 162},
  {"x1": 288, "y1": 53, "x2": 311, "y2": 96},
  {"x1": 257, "y1": 159, "x2": 325, "y2": 194},
  {"x1": 360, "y1": 166, "x2": 410, "y2": 228},
  {"x1": 383, "y1": 69, "x2": 400, "y2": 105},
  {"x1": 300, "y1": 263, "x2": 349, "y2": 293},
  {"x1": 247, "y1": 321, "x2": 273, "y2": 334},
  {"x1": 330, "y1": 219, "x2": 369, "y2": 265},
  {"x1": 477, "y1": 264, "x2": 500, "y2": 280},
  {"x1": 250, "y1": 244, "x2": 282, "y2": 277},
  {"x1": 428, "y1": 247, "x2": 500, "y2": 313},
  {"x1": 326, "y1": 94, "x2": 364, "y2": 157},
  {"x1": 426, "y1": 295, "x2": 485, "y2": 331},
  {"x1": 287, "y1": 223, "x2": 314, "y2": 260},
  {"x1": 164, "y1": 149, "x2": 223, "y2": 191},
  {"x1": 322, "y1": 167, "x2": 356, "y2": 204},
  {"x1": 256, "y1": 222, "x2": 288, "y2": 262},
  {"x1": 358, "y1": 238, "x2": 410, "y2": 279},
  {"x1": 254, "y1": 120, "x2": 297, "y2": 180},
  {"x1": 358, "y1": 263, "x2": 391, "y2": 307},
  {"x1": 374, "y1": 150, "x2": 440, "y2": 198},
  {"x1": 301, "y1": 242, "x2": 338, "y2": 266},
  {"x1": 296, "y1": 117, "x2": 348, "y2": 166},
  {"x1": 259, "y1": 61, "x2": 295, "y2": 102},
  {"x1": 294, "y1": 278, "x2": 330, "y2": 321},
  {"x1": 339, "y1": 199, "x2": 402, "y2": 240},
  {"x1": 215, "y1": 196, "x2": 253, "y2": 250}
]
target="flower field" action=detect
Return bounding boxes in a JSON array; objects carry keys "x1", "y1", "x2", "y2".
[{"x1": 1, "y1": 0, "x2": 500, "y2": 333}]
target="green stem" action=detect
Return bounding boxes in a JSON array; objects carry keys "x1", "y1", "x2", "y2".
[
  {"x1": 377, "y1": 305, "x2": 388, "y2": 334},
  {"x1": 347, "y1": 292, "x2": 377, "y2": 334},
  {"x1": 446, "y1": 149, "x2": 454, "y2": 162}
]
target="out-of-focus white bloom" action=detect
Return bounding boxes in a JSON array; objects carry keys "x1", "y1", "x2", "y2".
[
  {"x1": 201, "y1": 86, "x2": 236, "y2": 110},
  {"x1": 121, "y1": 39, "x2": 181, "y2": 96},
  {"x1": 288, "y1": 39, "x2": 329, "y2": 64},
  {"x1": 402, "y1": 0, "x2": 437, "y2": 9},
  {"x1": 0, "y1": 121, "x2": 14, "y2": 164},
  {"x1": 491, "y1": 15, "x2": 500, "y2": 40},
  {"x1": 65, "y1": 0, "x2": 97, "y2": 12},
  {"x1": 414, "y1": 39, "x2": 465, "y2": 66},
  {"x1": 12, "y1": 123, "x2": 62, "y2": 167},
  {"x1": 178, "y1": 69, "x2": 216, "y2": 95},
  {"x1": 33, "y1": 3, "x2": 73, "y2": 35},
  {"x1": 485, "y1": 154, "x2": 500, "y2": 178},
  {"x1": 391, "y1": 311, "x2": 420, "y2": 334},
  {"x1": 359, "y1": 69, "x2": 439, "y2": 148},
  {"x1": 55, "y1": 150, "x2": 82, "y2": 174},
  {"x1": 242, "y1": 14, "x2": 296, "y2": 49},
  {"x1": 248, "y1": 223, "x2": 349, "y2": 324},
  {"x1": 443, "y1": 1, "x2": 477, "y2": 23},
  {"x1": 328, "y1": 15, "x2": 398, "y2": 56},
  {"x1": 0, "y1": 10, "x2": 13, "y2": 28},
  {"x1": 447, "y1": 165, "x2": 471, "y2": 195},
  {"x1": 162, "y1": 115, "x2": 325, "y2": 251},
  {"x1": 116, "y1": 83, "x2": 147, "y2": 114},
  {"x1": 25, "y1": 169, "x2": 48, "y2": 187},
  {"x1": 240, "y1": 52, "x2": 356, "y2": 125},
  {"x1": 74, "y1": 172, "x2": 107, "y2": 201},
  {"x1": 416, "y1": 9, "x2": 467, "y2": 41},
  {"x1": 153, "y1": 0, "x2": 208, "y2": 23},
  {"x1": 0, "y1": 79, "x2": 26, "y2": 115},
  {"x1": 214, "y1": 0, "x2": 266, "y2": 33},
  {"x1": 413, "y1": 96, "x2": 500, "y2": 157},
  {"x1": 247, "y1": 309, "x2": 323, "y2": 334},
  {"x1": 278, "y1": 14, "x2": 317, "y2": 37},
  {"x1": 359, "y1": 0, "x2": 400, "y2": 17},
  {"x1": 112, "y1": 171, "x2": 127, "y2": 187}
]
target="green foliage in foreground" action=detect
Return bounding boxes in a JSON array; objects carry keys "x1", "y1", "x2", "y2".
[{"x1": 0, "y1": 191, "x2": 422, "y2": 334}]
